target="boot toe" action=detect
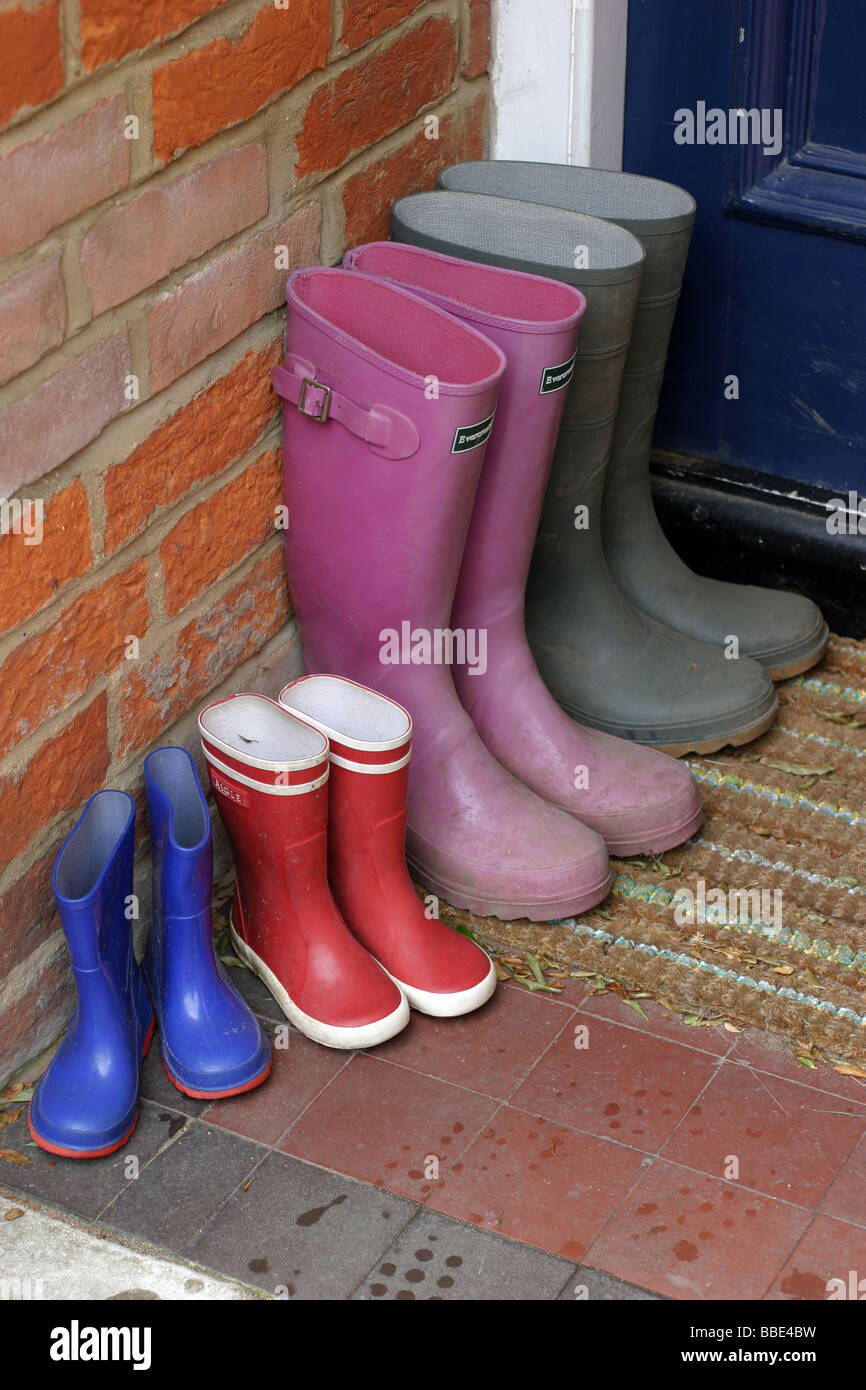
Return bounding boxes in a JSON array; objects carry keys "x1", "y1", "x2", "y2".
[
  {"x1": 28, "y1": 1064, "x2": 139, "y2": 1159},
  {"x1": 407, "y1": 797, "x2": 611, "y2": 922},
  {"x1": 568, "y1": 739, "x2": 705, "y2": 855},
  {"x1": 555, "y1": 641, "x2": 778, "y2": 753},
  {"x1": 289, "y1": 981, "x2": 410, "y2": 1049},
  {"x1": 741, "y1": 598, "x2": 828, "y2": 679},
  {"x1": 385, "y1": 952, "x2": 498, "y2": 1017},
  {"x1": 161, "y1": 1025, "x2": 272, "y2": 1099},
  {"x1": 376, "y1": 917, "x2": 499, "y2": 1016},
  {"x1": 230, "y1": 915, "x2": 411, "y2": 1049}
]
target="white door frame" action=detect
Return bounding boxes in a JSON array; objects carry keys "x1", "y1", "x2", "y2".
[{"x1": 489, "y1": 0, "x2": 629, "y2": 169}]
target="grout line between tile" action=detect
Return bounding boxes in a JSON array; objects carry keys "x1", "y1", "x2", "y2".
[
  {"x1": 95, "y1": 1101, "x2": 198, "y2": 1222},
  {"x1": 575, "y1": 997, "x2": 739, "y2": 1060},
  {"x1": 723, "y1": 1052, "x2": 866, "y2": 1106},
  {"x1": 654, "y1": 1046, "x2": 730, "y2": 1162},
  {"x1": 417, "y1": 1097, "x2": 509, "y2": 1212},
  {"x1": 500, "y1": 1001, "x2": 584, "y2": 1105},
  {"x1": 175, "y1": 1145, "x2": 279, "y2": 1259},
  {"x1": 757, "y1": 1210, "x2": 820, "y2": 1301},
  {"x1": 269, "y1": 1050, "x2": 356, "y2": 1150}
]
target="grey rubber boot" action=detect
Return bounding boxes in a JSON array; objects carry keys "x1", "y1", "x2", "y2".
[
  {"x1": 391, "y1": 191, "x2": 778, "y2": 754},
  {"x1": 439, "y1": 161, "x2": 829, "y2": 680}
]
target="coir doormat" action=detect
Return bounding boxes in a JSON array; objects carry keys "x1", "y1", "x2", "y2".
[{"x1": 436, "y1": 636, "x2": 866, "y2": 1068}]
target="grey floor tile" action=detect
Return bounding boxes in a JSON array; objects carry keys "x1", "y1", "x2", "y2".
[
  {"x1": 557, "y1": 1265, "x2": 664, "y2": 1301},
  {"x1": 186, "y1": 1150, "x2": 417, "y2": 1299},
  {"x1": 228, "y1": 964, "x2": 286, "y2": 1024},
  {"x1": 101, "y1": 1119, "x2": 264, "y2": 1250},
  {"x1": 137, "y1": 1040, "x2": 214, "y2": 1117},
  {"x1": 0, "y1": 1100, "x2": 185, "y2": 1221},
  {"x1": 351, "y1": 1209, "x2": 576, "y2": 1300}
]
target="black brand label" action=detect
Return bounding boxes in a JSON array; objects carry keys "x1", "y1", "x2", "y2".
[
  {"x1": 539, "y1": 350, "x2": 577, "y2": 395},
  {"x1": 451, "y1": 409, "x2": 496, "y2": 454}
]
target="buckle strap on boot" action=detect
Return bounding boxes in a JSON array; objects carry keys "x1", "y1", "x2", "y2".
[{"x1": 271, "y1": 356, "x2": 420, "y2": 461}]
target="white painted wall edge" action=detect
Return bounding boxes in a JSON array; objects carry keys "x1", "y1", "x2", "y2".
[{"x1": 489, "y1": 0, "x2": 628, "y2": 170}]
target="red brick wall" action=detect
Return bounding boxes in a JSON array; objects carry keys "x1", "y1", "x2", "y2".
[{"x1": 0, "y1": 0, "x2": 490, "y2": 1083}]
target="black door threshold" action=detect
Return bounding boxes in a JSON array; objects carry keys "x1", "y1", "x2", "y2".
[{"x1": 649, "y1": 455, "x2": 866, "y2": 640}]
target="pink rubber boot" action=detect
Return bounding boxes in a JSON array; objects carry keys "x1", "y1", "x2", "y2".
[
  {"x1": 273, "y1": 267, "x2": 610, "y2": 920},
  {"x1": 344, "y1": 242, "x2": 703, "y2": 854}
]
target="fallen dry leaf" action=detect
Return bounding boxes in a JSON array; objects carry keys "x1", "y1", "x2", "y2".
[
  {"x1": 0, "y1": 1149, "x2": 31, "y2": 1166},
  {"x1": 761, "y1": 759, "x2": 835, "y2": 778},
  {"x1": 3, "y1": 1208, "x2": 24, "y2": 1221}
]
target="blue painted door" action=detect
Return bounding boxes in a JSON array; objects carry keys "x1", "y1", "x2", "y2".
[{"x1": 624, "y1": 0, "x2": 866, "y2": 492}]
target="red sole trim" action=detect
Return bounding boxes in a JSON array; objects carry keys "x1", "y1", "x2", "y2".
[
  {"x1": 160, "y1": 1049, "x2": 272, "y2": 1100},
  {"x1": 26, "y1": 1007, "x2": 155, "y2": 1161},
  {"x1": 27, "y1": 1107, "x2": 140, "y2": 1160},
  {"x1": 140, "y1": 1009, "x2": 156, "y2": 1060}
]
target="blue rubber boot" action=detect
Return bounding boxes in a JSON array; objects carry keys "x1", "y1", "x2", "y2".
[
  {"x1": 28, "y1": 791, "x2": 154, "y2": 1159},
  {"x1": 143, "y1": 747, "x2": 271, "y2": 1099}
]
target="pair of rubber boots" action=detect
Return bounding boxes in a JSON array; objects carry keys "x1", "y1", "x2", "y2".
[
  {"x1": 394, "y1": 161, "x2": 828, "y2": 752},
  {"x1": 28, "y1": 750, "x2": 271, "y2": 1159},
  {"x1": 198, "y1": 677, "x2": 497, "y2": 1051},
  {"x1": 274, "y1": 245, "x2": 709, "y2": 926}
]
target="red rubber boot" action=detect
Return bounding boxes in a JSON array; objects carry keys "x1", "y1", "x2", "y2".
[
  {"x1": 198, "y1": 693, "x2": 409, "y2": 1049},
  {"x1": 280, "y1": 674, "x2": 497, "y2": 1017}
]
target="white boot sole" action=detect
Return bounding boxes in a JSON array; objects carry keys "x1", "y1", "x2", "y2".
[
  {"x1": 229, "y1": 920, "x2": 410, "y2": 1050},
  {"x1": 378, "y1": 955, "x2": 498, "y2": 1018}
]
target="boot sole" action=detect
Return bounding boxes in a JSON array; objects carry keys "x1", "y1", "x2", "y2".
[
  {"x1": 27, "y1": 1010, "x2": 155, "y2": 1160},
  {"x1": 653, "y1": 702, "x2": 779, "y2": 758},
  {"x1": 229, "y1": 920, "x2": 410, "y2": 1050},
  {"x1": 378, "y1": 955, "x2": 498, "y2": 1018},
  {"x1": 405, "y1": 857, "x2": 612, "y2": 922},
  {"x1": 598, "y1": 800, "x2": 705, "y2": 858},
  {"x1": 748, "y1": 616, "x2": 830, "y2": 681},
  {"x1": 160, "y1": 1051, "x2": 273, "y2": 1101}
]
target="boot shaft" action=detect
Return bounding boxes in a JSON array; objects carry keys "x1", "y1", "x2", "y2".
[
  {"x1": 144, "y1": 747, "x2": 212, "y2": 919},
  {"x1": 144, "y1": 746, "x2": 215, "y2": 995},
  {"x1": 273, "y1": 267, "x2": 504, "y2": 698},
  {"x1": 388, "y1": 191, "x2": 645, "y2": 610},
  {"x1": 435, "y1": 162, "x2": 694, "y2": 530},
  {"x1": 391, "y1": 191, "x2": 645, "y2": 490},
  {"x1": 278, "y1": 673, "x2": 413, "y2": 905},
  {"x1": 199, "y1": 693, "x2": 333, "y2": 937},
  {"x1": 52, "y1": 790, "x2": 136, "y2": 978},
  {"x1": 343, "y1": 240, "x2": 585, "y2": 615}
]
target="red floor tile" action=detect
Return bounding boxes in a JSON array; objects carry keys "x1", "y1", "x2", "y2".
[
  {"x1": 579, "y1": 989, "x2": 735, "y2": 1057},
  {"x1": 205, "y1": 1029, "x2": 351, "y2": 1146},
  {"x1": 504, "y1": 973, "x2": 594, "y2": 1009},
  {"x1": 663, "y1": 1064, "x2": 866, "y2": 1208},
  {"x1": 767, "y1": 1215, "x2": 866, "y2": 1300},
  {"x1": 819, "y1": 1134, "x2": 866, "y2": 1228},
  {"x1": 427, "y1": 1103, "x2": 647, "y2": 1260},
  {"x1": 278, "y1": 1054, "x2": 498, "y2": 1200},
  {"x1": 511, "y1": 1017, "x2": 718, "y2": 1151},
  {"x1": 729, "y1": 1028, "x2": 866, "y2": 1104},
  {"x1": 370, "y1": 984, "x2": 573, "y2": 1099},
  {"x1": 584, "y1": 1160, "x2": 811, "y2": 1300}
]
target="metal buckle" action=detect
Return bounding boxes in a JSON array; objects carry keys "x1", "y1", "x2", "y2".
[{"x1": 297, "y1": 377, "x2": 330, "y2": 423}]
